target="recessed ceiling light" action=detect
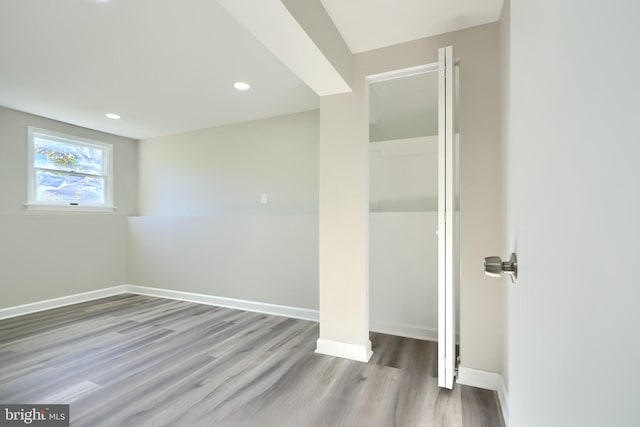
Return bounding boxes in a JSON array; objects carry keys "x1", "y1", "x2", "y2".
[
  {"x1": 233, "y1": 81, "x2": 251, "y2": 91},
  {"x1": 105, "y1": 113, "x2": 121, "y2": 120}
]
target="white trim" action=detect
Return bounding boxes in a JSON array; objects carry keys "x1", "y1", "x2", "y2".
[
  {"x1": 369, "y1": 136, "x2": 438, "y2": 157},
  {"x1": 27, "y1": 126, "x2": 114, "y2": 212},
  {"x1": 0, "y1": 286, "x2": 126, "y2": 320},
  {"x1": 370, "y1": 321, "x2": 461, "y2": 344},
  {"x1": 366, "y1": 62, "x2": 438, "y2": 84},
  {"x1": 315, "y1": 338, "x2": 373, "y2": 363},
  {"x1": 370, "y1": 321, "x2": 438, "y2": 342},
  {"x1": 457, "y1": 366, "x2": 509, "y2": 426},
  {"x1": 25, "y1": 203, "x2": 116, "y2": 213},
  {"x1": 437, "y1": 45, "x2": 448, "y2": 388},
  {"x1": 457, "y1": 365, "x2": 503, "y2": 391},
  {"x1": 0, "y1": 285, "x2": 319, "y2": 323},
  {"x1": 124, "y1": 285, "x2": 319, "y2": 322}
]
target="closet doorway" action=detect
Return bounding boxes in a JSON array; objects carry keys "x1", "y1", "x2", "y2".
[{"x1": 368, "y1": 46, "x2": 460, "y2": 389}]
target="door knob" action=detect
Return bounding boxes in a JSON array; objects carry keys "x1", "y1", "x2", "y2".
[{"x1": 484, "y1": 253, "x2": 518, "y2": 283}]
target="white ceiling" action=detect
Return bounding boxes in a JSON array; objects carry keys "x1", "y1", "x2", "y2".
[
  {"x1": 320, "y1": 0, "x2": 504, "y2": 53},
  {"x1": 0, "y1": 0, "x2": 503, "y2": 140},
  {"x1": 0, "y1": 0, "x2": 319, "y2": 139}
]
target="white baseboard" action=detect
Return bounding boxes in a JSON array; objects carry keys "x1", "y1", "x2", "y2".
[
  {"x1": 370, "y1": 321, "x2": 438, "y2": 342},
  {"x1": 498, "y1": 375, "x2": 509, "y2": 425},
  {"x1": 124, "y1": 285, "x2": 319, "y2": 322},
  {"x1": 315, "y1": 338, "x2": 373, "y2": 363},
  {"x1": 369, "y1": 321, "x2": 461, "y2": 344},
  {"x1": 457, "y1": 366, "x2": 509, "y2": 426},
  {"x1": 0, "y1": 285, "x2": 127, "y2": 320},
  {"x1": 0, "y1": 285, "x2": 319, "y2": 323}
]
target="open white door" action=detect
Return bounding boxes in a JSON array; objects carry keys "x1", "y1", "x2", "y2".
[{"x1": 438, "y1": 45, "x2": 458, "y2": 389}]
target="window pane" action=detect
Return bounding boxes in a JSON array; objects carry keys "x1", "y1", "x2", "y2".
[
  {"x1": 34, "y1": 136, "x2": 104, "y2": 175},
  {"x1": 36, "y1": 170, "x2": 105, "y2": 204}
]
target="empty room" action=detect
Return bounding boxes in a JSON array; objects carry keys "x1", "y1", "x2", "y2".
[{"x1": 1, "y1": 1, "x2": 638, "y2": 426}]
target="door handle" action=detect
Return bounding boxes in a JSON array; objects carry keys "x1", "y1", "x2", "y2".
[{"x1": 484, "y1": 253, "x2": 518, "y2": 283}]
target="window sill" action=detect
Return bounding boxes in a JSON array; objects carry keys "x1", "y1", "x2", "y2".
[{"x1": 24, "y1": 203, "x2": 116, "y2": 213}]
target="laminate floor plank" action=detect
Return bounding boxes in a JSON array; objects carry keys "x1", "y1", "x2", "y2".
[
  {"x1": 72, "y1": 317, "x2": 306, "y2": 424},
  {"x1": 74, "y1": 354, "x2": 219, "y2": 427},
  {"x1": 39, "y1": 380, "x2": 102, "y2": 405},
  {"x1": 175, "y1": 322, "x2": 320, "y2": 426},
  {"x1": 0, "y1": 296, "x2": 504, "y2": 427},
  {"x1": 460, "y1": 382, "x2": 505, "y2": 427},
  {"x1": 0, "y1": 295, "x2": 140, "y2": 341},
  {"x1": 0, "y1": 326, "x2": 170, "y2": 384}
]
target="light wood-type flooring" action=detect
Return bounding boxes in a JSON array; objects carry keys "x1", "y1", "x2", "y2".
[{"x1": 0, "y1": 295, "x2": 504, "y2": 426}]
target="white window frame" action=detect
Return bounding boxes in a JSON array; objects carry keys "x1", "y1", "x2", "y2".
[{"x1": 26, "y1": 127, "x2": 115, "y2": 212}]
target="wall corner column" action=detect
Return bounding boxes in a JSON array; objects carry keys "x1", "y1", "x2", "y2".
[{"x1": 316, "y1": 90, "x2": 372, "y2": 362}]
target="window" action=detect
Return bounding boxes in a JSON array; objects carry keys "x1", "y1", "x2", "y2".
[{"x1": 27, "y1": 127, "x2": 114, "y2": 212}]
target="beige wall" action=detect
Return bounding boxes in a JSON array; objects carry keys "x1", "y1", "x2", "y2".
[
  {"x1": 0, "y1": 106, "x2": 137, "y2": 308},
  {"x1": 319, "y1": 23, "x2": 505, "y2": 372},
  {"x1": 499, "y1": 0, "x2": 511, "y2": 394},
  {"x1": 318, "y1": 92, "x2": 370, "y2": 353}
]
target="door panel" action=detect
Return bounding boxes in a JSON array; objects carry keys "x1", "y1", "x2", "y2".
[{"x1": 438, "y1": 45, "x2": 458, "y2": 389}]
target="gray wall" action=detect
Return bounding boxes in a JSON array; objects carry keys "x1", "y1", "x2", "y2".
[
  {"x1": 138, "y1": 110, "x2": 319, "y2": 216},
  {"x1": 369, "y1": 137, "x2": 438, "y2": 212},
  {"x1": 0, "y1": 106, "x2": 137, "y2": 308},
  {"x1": 369, "y1": 212, "x2": 439, "y2": 340},
  {"x1": 129, "y1": 110, "x2": 320, "y2": 309},
  {"x1": 128, "y1": 215, "x2": 318, "y2": 309}
]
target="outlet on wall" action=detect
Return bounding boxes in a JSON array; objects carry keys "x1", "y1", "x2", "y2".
[{"x1": 260, "y1": 193, "x2": 268, "y2": 204}]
